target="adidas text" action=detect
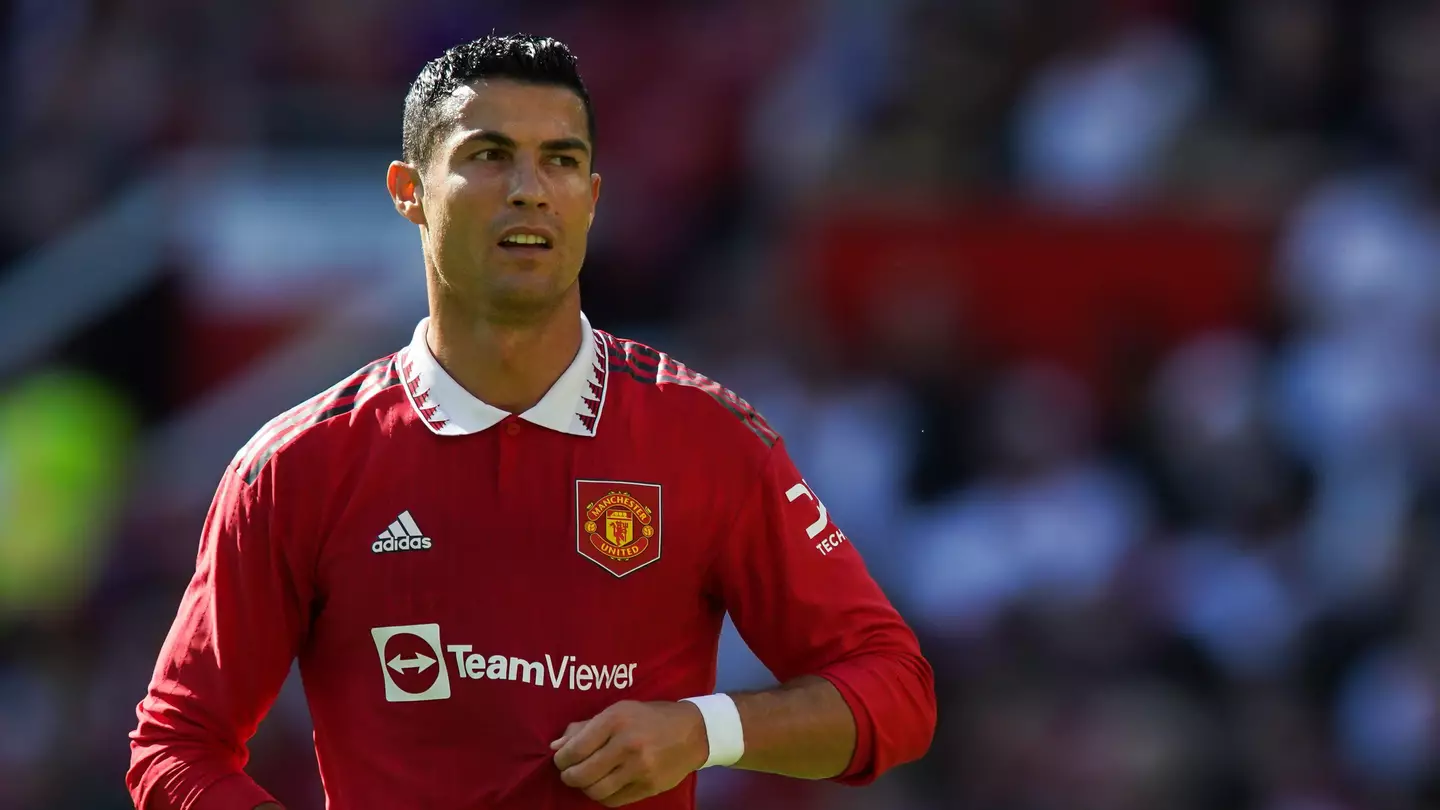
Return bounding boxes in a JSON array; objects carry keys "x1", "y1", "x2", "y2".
[{"x1": 373, "y1": 536, "x2": 432, "y2": 553}]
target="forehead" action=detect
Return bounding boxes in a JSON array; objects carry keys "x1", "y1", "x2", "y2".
[{"x1": 439, "y1": 79, "x2": 589, "y2": 149}]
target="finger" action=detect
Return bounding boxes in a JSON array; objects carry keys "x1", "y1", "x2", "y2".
[
  {"x1": 600, "y1": 781, "x2": 655, "y2": 808},
  {"x1": 580, "y1": 757, "x2": 637, "y2": 803},
  {"x1": 560, "y1": 738, "x2": 627, "y2": 790},
  {"x1": 551, "y1": 721, "x2": 588, "y2": 749},
  {"x1": 553, "y1": 715, "x2": 614, "y2": 771}
]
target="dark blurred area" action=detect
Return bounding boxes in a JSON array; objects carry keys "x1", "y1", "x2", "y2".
[{"x1": 4, "y1": 0, "x2": 1440, "y2": 808}]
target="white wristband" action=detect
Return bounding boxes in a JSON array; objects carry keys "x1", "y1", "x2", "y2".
[{"x1": 680, "y1": 693, "x2": 745, "y2": 768}]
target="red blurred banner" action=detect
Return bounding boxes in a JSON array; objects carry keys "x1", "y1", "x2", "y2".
[{"x1": 796, "y1": 204, "x2": 1274, "y2": 386}]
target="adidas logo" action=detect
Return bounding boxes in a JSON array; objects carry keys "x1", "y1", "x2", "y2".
[{"x1": 373, "y1": 510, "x2": 433, "y2": 553}]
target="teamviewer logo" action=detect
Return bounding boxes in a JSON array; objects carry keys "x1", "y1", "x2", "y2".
[{"x1": 371, "y1": 623, "x2": 451, "y2": 703}]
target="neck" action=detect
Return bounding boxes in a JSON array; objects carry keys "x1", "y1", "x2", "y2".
[{"x1": 426, "y1": 291, "x2": 583, "y2": 415}]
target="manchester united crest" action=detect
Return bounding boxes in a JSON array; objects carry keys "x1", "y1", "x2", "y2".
[{"x1": 576, "y1": 480, "x2": 662, "y2": 577}]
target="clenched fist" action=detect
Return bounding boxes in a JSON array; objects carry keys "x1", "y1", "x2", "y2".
[{"x1": 551, "y1": 700, "x2": 710, "y2": 806}]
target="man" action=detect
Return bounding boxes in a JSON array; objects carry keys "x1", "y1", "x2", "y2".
[{"x1": 128, "y1": 33, "x2": 935, "y2": 809}]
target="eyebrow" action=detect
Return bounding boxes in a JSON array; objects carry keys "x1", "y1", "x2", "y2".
[{"x1": 458, "y1": 130, "x2": 590, "y2": 157}]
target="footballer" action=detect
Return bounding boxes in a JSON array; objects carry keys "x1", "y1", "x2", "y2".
[{"x1": 128, "y1": 33, "x2": 935, "y2": 809}]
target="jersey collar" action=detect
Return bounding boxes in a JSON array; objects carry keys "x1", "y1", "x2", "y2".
[{"x1": 399, "y1": 314, "x2": 608, "y2": 437}]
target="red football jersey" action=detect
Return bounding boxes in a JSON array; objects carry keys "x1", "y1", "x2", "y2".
[{"x1": 128, "y1": 315, "x2": 936, "y2": 809}]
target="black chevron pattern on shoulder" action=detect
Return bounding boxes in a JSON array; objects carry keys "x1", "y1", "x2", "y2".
[
  {"x1": 605, "y1": 336, "x2": 778, "y2": 448},
  {"x1": 235, "y1": 355, "x2": 402, "y2": 484}
]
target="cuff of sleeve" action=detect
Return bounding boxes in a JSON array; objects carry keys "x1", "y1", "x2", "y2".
[
  {"x1": 815, "y1": 663, "x2": 878, "y2": 786},
  {"x1": 191, "y1": 772, "x2": 279, "y2": 810}
]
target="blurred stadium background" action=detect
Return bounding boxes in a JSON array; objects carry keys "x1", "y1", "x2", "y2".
[{"x1": 4, "y1": 0, "x2": 1440, "y2": 808}]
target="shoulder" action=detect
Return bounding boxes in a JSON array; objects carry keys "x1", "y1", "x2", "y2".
[
  {"x1": 600, "y1": 331, "x2": 780, "y2": 454},
  {"x1": 230, "y1": 352, "x2": 404, "y2": 485}
]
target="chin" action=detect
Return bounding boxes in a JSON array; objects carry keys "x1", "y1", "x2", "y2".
[{"x1": 481, "y1": 281, "x2": 573, "y2": 321}]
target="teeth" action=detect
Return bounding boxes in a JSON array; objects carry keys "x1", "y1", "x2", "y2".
[{"x1": 502, "y1": 234, "x2": 549, "y2": 246}]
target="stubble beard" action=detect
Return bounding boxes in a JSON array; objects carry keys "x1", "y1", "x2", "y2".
[{"x1": 433, "y1": 250, "x2": 578, "y2": 329}]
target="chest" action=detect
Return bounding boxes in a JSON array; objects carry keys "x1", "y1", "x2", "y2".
[{"x1": 307, "y1": 423, "x2": 726, "y2": 659}]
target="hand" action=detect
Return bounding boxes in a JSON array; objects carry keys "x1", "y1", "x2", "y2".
[{"x1": 551, "y1": 700, "x2": 709, "y2": 806}]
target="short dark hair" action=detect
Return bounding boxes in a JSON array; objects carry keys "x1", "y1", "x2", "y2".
[{"x1": 402, "y1": 34, "x2": 595, "y2": 169}]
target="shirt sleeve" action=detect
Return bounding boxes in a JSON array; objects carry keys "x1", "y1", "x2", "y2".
[
  {"x1": 711, "y1": 438, "x2": 937, "y2": 785},
  {"x1": 128, "y1": 464, "x2": 311, "y2": 809}
]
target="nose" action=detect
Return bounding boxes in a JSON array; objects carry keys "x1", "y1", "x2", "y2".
[{"x1": 506, "y1": 159, "x2": 548, "y2": 210}]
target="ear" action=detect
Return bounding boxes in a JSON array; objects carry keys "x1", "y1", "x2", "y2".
[
  {"x1": 588, "y1": 172, "x2": 602, "y2": 230},
  {"x1": 387, "y1": 161, "x2": 426, "y2": 226}
]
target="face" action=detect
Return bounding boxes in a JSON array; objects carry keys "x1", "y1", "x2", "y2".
[{"x1": 389, "y1": 79, "x2": 600, "y2": 321}]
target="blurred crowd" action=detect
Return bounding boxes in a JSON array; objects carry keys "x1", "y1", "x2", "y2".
[{"x1": 4, "y1": 0, "x2": 1440, "y2": 809}]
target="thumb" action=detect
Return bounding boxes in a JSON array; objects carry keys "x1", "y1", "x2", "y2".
[{"x1": 550, "y1": 720, "x2": 589, "y2": 749}]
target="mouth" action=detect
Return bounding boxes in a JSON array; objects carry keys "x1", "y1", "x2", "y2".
[{"x1": 497, "y1": 231, "x2": 554, "y2": 252}]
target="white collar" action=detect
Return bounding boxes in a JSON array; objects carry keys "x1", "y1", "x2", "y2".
[{"x1": 398, "y1": 314, "x2": 608, "y2": 437}]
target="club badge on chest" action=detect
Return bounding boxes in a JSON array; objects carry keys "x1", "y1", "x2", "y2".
[{"x1": 575, "y1": 480, "x2": 662, "y2": 577}]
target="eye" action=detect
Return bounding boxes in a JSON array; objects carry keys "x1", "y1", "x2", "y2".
[
  {"x1": 547, "y1": 154, "x2": 580, "y2": 167},
  {"x1": 475, "y1": 149, "x2": 509, "y2": 161}
]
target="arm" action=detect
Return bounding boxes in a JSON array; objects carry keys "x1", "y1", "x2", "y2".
[
  {"x1": 550, "y1": 435, "x2": 933, "y2": 795},
  {"x1": 127, "y1": 464, "x2": 310, "y2": 810},
  {"x1": 551, "y1": 673, "x2": 855, "y2": 806},
  {"x1": 728, "y1": 674, "x2": 855, "y2": 779},
  {"x1": 553, "y1": 438, "x2": 935, "y2": 805},
  {"x1": 715, "y1": 440, "x2": 936, "y2": 784}
]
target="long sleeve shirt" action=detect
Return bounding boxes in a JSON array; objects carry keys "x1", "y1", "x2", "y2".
[{"x1": 129, "y1": 315, "x2": 936, "y2": 809}]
